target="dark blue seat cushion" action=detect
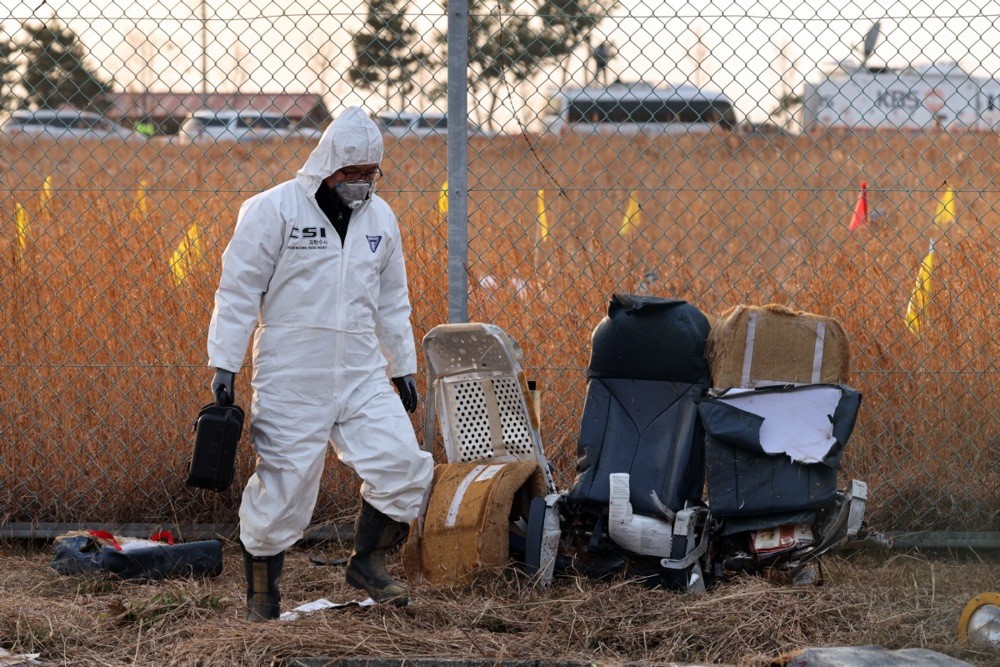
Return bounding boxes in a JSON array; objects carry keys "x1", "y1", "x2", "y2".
[
  {"x1": 569, "y1": 378, "x2": 706, "y2": 513},
  {"x1": 568, "y1": 295, "x2": 712, "y2": 513}
]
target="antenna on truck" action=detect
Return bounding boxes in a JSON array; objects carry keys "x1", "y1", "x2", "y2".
[
  {"x1": 858, "y1": 21, "x2": 882, "y2": 67},
  {"x1": 821, "y1": 20, "x2": 884, "y2": 74}
]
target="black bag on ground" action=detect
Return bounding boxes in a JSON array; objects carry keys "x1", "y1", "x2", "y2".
[
  {"x1": 52, "y1": 535, "x2": 223, "y2": 580},
  {"x1": 187, "y1": 388, "x2": 244, "y2": 492}
]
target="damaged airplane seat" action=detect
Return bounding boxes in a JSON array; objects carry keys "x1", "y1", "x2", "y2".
[{"x1": 406, "y1": 295, "x2": 868, "y2": 591}]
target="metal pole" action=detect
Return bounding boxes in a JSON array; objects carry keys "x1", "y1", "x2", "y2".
[
  {"x1": 446, "y1": 0, "x2": 469, "y2": 323},
  {"x1": 199, "y1": 0, "x2": 208, "y2": 96}
]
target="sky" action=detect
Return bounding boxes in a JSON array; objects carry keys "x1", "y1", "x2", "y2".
[{"x1": 4, "y1": 0, "x2": 1000, "y2": 125}]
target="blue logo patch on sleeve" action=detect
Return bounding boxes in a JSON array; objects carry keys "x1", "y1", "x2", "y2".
[{"x1": 367, "y1": 235, "x2": 382, "y2": 252}]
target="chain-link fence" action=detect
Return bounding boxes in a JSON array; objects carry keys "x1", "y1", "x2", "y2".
[{"x1": 0, "y1": 1, "x2": 997, "y2": 540}]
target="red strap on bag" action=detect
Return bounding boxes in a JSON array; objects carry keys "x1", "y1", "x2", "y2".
[
  {"x1": 86, "y1": 529, "x2": 123, "y2": 551},
  {"x1": 149, "y1": 530, "x2": 175, "y2": 545}
]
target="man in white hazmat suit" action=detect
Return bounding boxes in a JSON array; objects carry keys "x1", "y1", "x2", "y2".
[{"x1": 207, "y1": 106, "x2": 434, "y2": 621}]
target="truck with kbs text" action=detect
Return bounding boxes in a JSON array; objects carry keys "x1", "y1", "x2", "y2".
[{"x1": 801, "y1": 61, "x2": 1000, "y2": 132}]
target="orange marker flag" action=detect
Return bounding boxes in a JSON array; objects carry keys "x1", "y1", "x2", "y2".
[
  {"x1": 904, "y1": 239, "x2": 935, "y2": 337},
  {"x1": 537, "y1": 189, "x2": 550, "y2": 241},
  {"x1": 849, "y1": 181, "x2": 868, "y2": 231}
]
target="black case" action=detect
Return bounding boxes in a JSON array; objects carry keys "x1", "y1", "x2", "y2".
[{"x1": 187, "y1": 394, "x2": 245, "y2": 492}]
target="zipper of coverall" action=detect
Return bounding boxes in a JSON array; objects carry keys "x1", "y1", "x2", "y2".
[
  {"x1": 303, "y1": 193, "x2": 349, "y2": 393},
  {"x1": 336, "y1": 200, "x2": 375, "y2": 379},
  {"x1": 306, "y1": 194, "x2": 372, "y2": 376}
]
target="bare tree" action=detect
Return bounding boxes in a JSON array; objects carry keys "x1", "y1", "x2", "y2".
[
  {"x1": 227, "y1": 36, "x2": 252, "y2": 94},
  {"x1": 123, "y1": 28, "x2": 161, "y2": 120},
  {"x1": 427, "y1": 0, "x2": 554, "y2": 130},
  {"x1": 684, "y1": 23, "x2": 709, "y2": 87},
  {"x1": 124, "y1": 29, "x2": 157, "y2": 92},
  {"x1": 348, "y1": 0, "x2": 428, "y2": 112},
  {"x1": 769, "y1": 36, "x2": 802, "y2": 130},
  {"x1": 534, "y1": 0, "x2": 618, "y2": 87},
  {"x1": 308, "y1": 42, "x2": 341, "y2": 102}
]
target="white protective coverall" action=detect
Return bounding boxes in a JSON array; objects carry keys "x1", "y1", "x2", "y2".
[{"x1": 207, "y1": 107, "x2": 434, "y2": 556}]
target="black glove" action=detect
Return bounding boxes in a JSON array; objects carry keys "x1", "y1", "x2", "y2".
[
  {"x1": 391, "y1": 375, "x2": 418, "y2": 413},
  {"x1": 211, "y1": 368, "x2": 236, "y2": 406}
]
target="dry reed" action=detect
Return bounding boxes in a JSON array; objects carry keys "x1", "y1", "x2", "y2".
[{"x1": 0, "y1": 131, "x2": 997, "y2": 532}]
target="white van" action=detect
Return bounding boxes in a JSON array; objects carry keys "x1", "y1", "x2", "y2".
[
  {"x1": 0, "y1": 109, "x2": 143, "y2": 142},
  {"x1": 373, "y1": 112, "x2": 493, "y2": 139},
  {"x1": 543, "y1": 81, "x2": 737, "y2": 136},
  {"x1": 176, "y1": 109, "x2": 322, "y2": 145}
]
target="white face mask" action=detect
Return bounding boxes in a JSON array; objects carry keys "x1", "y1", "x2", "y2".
[{"x1": 334, "y1": 181, "x2": 374, "y2": 209}]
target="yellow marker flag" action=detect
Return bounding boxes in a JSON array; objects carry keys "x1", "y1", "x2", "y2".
[
  {"x1": 132, "y1": 180, "x2": 150, "y2": 223},
  {"x1": 169, "y1": 236, "x2": 189, "y2": 285},
  {"x1": 169, "y1": 224, "x2": 204, "y2": 285},
  {"x1": 39, "y1": 175, "x2": 53, "y2": 210},
  {"x1": 620, "y1": 190, "x2": 641, "y2": 236},
  {"x1": 438, "y1": 180, "x2": 448, "y2": 216},
  {"x1": 537, "y1": 189, "x2": 550, "y2": 241},
  {"x1": 15, "y1": 201, "x2": 29, "y2": 252},
  {"x1": 905, "y1": 239, "x2": 935, "y2": 337},
  {"x1": 933, "y1": 184, "x2": 955, "y2": 228},
  {"x1": 185, "y1": 223, "x2": 203, "y2": 264}
]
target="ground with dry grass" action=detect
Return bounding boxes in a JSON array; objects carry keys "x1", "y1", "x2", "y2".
[{"x1": 1, "y1": 540, "x2": 997, "y2": 666}]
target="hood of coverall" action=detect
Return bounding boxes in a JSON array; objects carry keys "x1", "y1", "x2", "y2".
[{"x1": 296, "y1": 106, "x2": 384, "y2": 195}]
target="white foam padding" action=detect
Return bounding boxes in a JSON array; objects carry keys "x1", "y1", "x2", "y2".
[{"x1": 719, "y1": 386, "x2": 843, "y2": 463}]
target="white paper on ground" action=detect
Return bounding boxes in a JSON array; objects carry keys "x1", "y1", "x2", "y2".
[
  {"x1": 0, "y1": 647, "x2": 43, "y2": 666},
  {"x1": 719, "y1": 386, "x2": 842, "y2": 463},
  {"x1": 751, "y1": 523, "x2": 815, "y2": 555},
  {"x1": 279, "y1": 597, "x2": 376, "y2": 621}
]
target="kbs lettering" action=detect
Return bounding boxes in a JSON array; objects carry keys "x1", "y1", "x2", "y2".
[
  {"x1": 290, "y1": 227, "x2": 327, "y2": 239},
  {"x1": 875, "y1": 91, "x2": 920, "y2": 111}
]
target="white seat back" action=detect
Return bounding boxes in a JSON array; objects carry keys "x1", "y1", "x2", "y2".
[{"x1": 422, "y1": 323, "x2": 555, "y2": 493}]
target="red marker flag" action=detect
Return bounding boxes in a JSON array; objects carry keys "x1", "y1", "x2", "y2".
[{"x1": 849, "y1": 181, "x2": 869, "y2": 231}]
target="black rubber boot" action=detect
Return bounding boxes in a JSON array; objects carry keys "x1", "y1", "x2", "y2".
[
  {"x1": 345, "y1": 500, "x2": 410, "y2": 604},
  {"x1": 241, "y1": 544, "x2": 284, "y2": 622}
]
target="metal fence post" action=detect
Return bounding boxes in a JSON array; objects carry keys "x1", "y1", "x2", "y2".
[{"x1": 446, "y1": 0, "x2": 469, "y2": 324}]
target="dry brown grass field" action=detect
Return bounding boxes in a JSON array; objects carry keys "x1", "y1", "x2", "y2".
[
  {"x1": 0, "y1": 130, "x2": 997, "y2": 533},
  {"x1": 0, "y1": 540, "x2": 998, "y2": 666}
]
